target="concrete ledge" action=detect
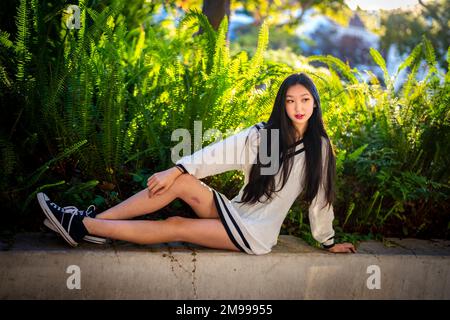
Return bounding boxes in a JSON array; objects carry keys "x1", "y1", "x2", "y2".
[{"x1": 1, "y1": 233, "x2": 449, "y2": 299}]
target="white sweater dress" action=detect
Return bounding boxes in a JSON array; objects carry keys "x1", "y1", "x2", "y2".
[{"x1": 175, "y1": 122, "x2": 335, "y2": 255}]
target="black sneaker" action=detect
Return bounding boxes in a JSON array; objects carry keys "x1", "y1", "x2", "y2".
[
  {"x1": 37, "y1": 192, "x2": 89, "y2": 247},
  {"x1": 43, "y1": 219, "x2": 107, "y2": 244},
  {"x1": 42, "y1": 204, "x2": 107, "y2": 244}
]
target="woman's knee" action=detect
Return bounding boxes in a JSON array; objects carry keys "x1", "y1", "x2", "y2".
[
  {"x1": 170, "y1": 173, "x2": 197, "y2": 197},
  {"x1": 165, "y1": 216, "x2": 187, "y2": 242},
  {"x1": 166, "y1": 215, "x2": 185, "y2": 224},
  {"x1": 174, "y1": 172, "x2": 196, "y2": 184}
]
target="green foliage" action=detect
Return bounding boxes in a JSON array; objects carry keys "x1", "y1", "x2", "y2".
[
  {"x1": 0, "y1": 137, "x2": 17, "y2": 187},
  {"x1": 230, "y1": 23, "x2": 303, "y2": 57},
  {"x1": 286, "y1": 36, "x2": 449, "y2": 240},
  {"x1": 0, "y1": 30, "x2": 13, "y2": 88},
  {"x1": 379, "y1": 0, "x2": 449, "y2": 69},
  {"x1": 1, "y1": 0, "x2": 281, "y2": 224}
]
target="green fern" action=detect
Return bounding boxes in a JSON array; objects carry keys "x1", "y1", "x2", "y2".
[
  {"x1": 0, "y1": 31, "x2": 13, "y2": 88},
  {"x1": 370, "y1": 47, "x2": 392, "y2": 90},
  {"x1": 15, "y1": 0, "x2": 32, "y2": 83},
  {"x1": 446, "y1": 46, "x2": 450, "y2": 84},
  {"x1": 22, "y1": 180, "x2": 66, "y2": 213},
  {"x1": 0, "y1": 137, "x2": 17, "y2": 188},
  {"x1": 422, "y1": 35, "x2": 437, "y2": 72},
  {"x1": 0, "y1": 30, "x2": 13, "y2": 48},
  {"x1": 308, "y1": 55, "x2": 358, "y2": 84},
  {"x1": 211, "y1": 16, "x2": 230, "y2": 76},
  {"x1": 179, "y1": 8, "x2": 217, "y2": 71},
  {"x1": 30, "y1": 140, "x2": 88, "y2": 187},
  {"x1": 396, "y1": 43, "x2": 423, "y2": 76},
  {"x1": 246, "y1": 20, "x2": 269, "y2": 82}
]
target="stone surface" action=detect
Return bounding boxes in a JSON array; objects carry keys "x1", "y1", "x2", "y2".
[{"x1": 1, "y1": 233, "x2": 449, "y2": 299}]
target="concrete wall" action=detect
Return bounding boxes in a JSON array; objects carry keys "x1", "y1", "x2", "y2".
[{"x1": 1, "y1": 233, "x2": 449, "y2": 299}]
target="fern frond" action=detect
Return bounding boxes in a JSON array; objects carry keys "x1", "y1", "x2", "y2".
[
  {"x1": 22, "y1": 181, "x2": 66, "y2": 212},
  {"x1": 247, "y1": 20, "x2": 269, "y2": 80},
  {"x1": 15, "y1": 0, "x2": 32, "y2": 83},
  {"x1": 211, "y1": 16, "x2": 230, "y2": 76},
  {"x1": 308, "y1": 55, "x2": 358, "y2": 84},
  {"x1": 370, "y1": 47, "x2": 391, "y2": 89},
  {"x1": 0, "y1": 137, "x2": 17, "y2": 179},
  {"x1": 19, "y1": 140, "x2": 88, "y2": 192},
  {"x1": 446, "y1": 46, "x2": 449, "y2": 83},
  {"x1": 0, "y1": 65, "x2": 12, "y2": 88},
  {"x1": 179, "y1": 8, "x2": 216, "y2": 57},
  {"x1": 422, "y1": 35, "x2": 437, "y2": 73},
  {"x1": 396, "y1": 43, "x2": 423, "y2": 75},
  {"x1": 0, "y1": 30, "x2": 13, "y2": 48}
]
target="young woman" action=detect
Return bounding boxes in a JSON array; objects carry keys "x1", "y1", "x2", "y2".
[{"x1": 37, "y1": 73, "x2": 356, "y2": 255}]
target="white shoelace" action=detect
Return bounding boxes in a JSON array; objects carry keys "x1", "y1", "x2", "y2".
[
  {"x1": 49, "y1": 203, "x2": 95, "y2": 217},
  {"x1": 79, "y1": 205, "x2": 96, "y2": 217}
]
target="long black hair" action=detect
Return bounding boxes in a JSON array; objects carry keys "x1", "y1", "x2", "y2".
[{"x1": 237, "y1": 73, "x2": 336, "y2": 210}]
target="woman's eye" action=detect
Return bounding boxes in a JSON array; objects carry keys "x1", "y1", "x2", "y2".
[
  {"x1": 302, "y1": 98, "x2": 309, "y2": 102},
  {"x1": 287, "y1": 100, "x2": 293, "y2": 103}
]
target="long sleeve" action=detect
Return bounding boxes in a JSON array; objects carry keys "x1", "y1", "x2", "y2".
[
  {"x1": 309, "y1": 184, "x2": 335, "y2": 247},
  {"x1": 308, "y1": 137, "x2": 335, "y2": 247},
  {"x1": 174, "y1": 124, "x2": 259, "y2": 179}
]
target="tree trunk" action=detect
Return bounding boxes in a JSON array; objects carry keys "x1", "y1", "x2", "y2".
[{"x1": 197, "y1": 0, "x2": 231, "y2": 40}]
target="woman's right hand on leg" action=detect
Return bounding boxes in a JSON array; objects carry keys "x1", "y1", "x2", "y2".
[{"x1": 147, "y1": 167, "x2": 183, "y2": 197}]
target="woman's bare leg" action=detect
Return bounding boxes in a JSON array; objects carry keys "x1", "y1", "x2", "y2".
[
  {"x1": 95, "y1": 187, "x2": 176, "y2": 220},
  {"x1": 84, "y1": 175, "x2": 240, "y2": 252},
  {"x1": 96, "y1": 173, "x2": 219, "y2": 220},
  {"x1": 83, "y1": 216, "x2": 241, "y2": 252}
]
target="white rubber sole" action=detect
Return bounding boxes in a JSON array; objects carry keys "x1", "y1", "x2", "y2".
[
  {"x1": 37, "y1": 192, "x2": 78, "y2": 247},
  {"x1": 43, "y1": 218, "x2": 107, "y2": 244}
]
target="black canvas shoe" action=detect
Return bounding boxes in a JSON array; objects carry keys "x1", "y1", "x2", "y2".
[
  {"x1": 42, "y1": 203, "x2": 107, "y2": 244},
  {"x1": 43, "y1": 219, "x2": 107, "y2": 244},
  {"x1": 37, "y1": 192, "x2": 89, "y2": 247}
]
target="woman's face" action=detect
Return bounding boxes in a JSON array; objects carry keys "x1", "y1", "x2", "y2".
[{"x1": 285, "y1": 84, "x2": 315, "y2": 137}]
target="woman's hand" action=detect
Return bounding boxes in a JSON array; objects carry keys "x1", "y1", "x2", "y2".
[
  {"x1": 147, "y1": 167, "x2": 182, "y2": 197},
  {"x1": 328, "y1": 242, "x2": 357, "y2": 253}
]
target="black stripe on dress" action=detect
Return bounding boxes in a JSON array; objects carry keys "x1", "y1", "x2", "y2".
[
  {"x1": 281, "y1": 147, "x2": 305, "y2": 160},
  {"x1": 254, "y1": 122, "x2": 303, "y2": 149},
  {"x1": 254, "y1": 121, "x2": 267, "y2": 131},
  {"x1": 212, "y1": 191, "x2": 246, "y2": 253},
  {"x1": 254, "y1": 123, "x2": 304, "y2": 160},
  {"x1": 175, "y1": 163, "x2": 189, "y2": 174},
  {"x1": 293, "y1": 147, "x2": 305, "y2": 156},
  {"x1": 217, "y1": 193, "x2": 253, "y2": 252},
  {"x1": 288, "y1": 138, "x2": 304, "y2": 149}
]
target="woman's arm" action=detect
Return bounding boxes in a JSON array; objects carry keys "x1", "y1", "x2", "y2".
[
  {"x1": 147, "y1": 124, "x2": 259, "y2": 197},
  {"x1": 308, "y1": 183, "x2": 337, "y2": 249},
  {"x1": 308, "y1": 137, "x2": 356, "y2": 253},
  {"x1": 174, "y1": 125, "x2": 258, "y2": 179},
  {"x1": 309, "y1": 185, "x2": 356, "y2": 253}
]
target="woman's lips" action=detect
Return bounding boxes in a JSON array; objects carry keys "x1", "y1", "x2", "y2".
[{"x1": 295, "y1": 114, "x2": 304, "y2": 119}]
